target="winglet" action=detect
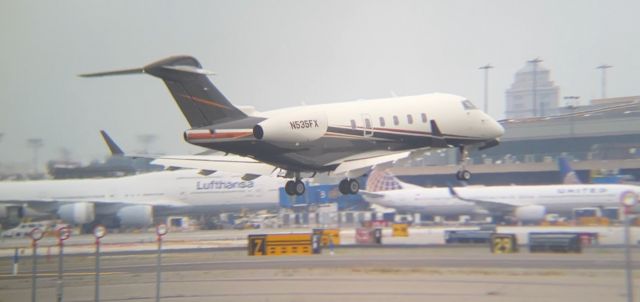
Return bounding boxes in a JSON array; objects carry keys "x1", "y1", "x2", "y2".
[
  {"x1": 430, "y1": 120, "x2": 450, "y2": 148},
  {"x1": 447, "y1": 185, "x2": 459, "y2": 198},
  {"x1": 100, "y1": 130, "x2": 124, "y2": 156}
]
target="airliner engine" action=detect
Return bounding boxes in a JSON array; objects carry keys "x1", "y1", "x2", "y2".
[
  {"x1": 514, "y1": 204, "x2": 546, "y2": 222},
  {"x1": 0, "y1": 205, "x2": 24, "y2": 221},
  {"x1": 58, "y1": 202, "x2": 96, "y2": 224},
  {"x1": 253, "y1": 110, "x2": 328, "y2": 143},
  {"x1": 116, "y1": 205, "x2": 153, "y2": 227}
]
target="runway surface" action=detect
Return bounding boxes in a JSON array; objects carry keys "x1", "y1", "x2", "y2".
[
  {"x1": 0, "y1": 246, "x2": 639, "y2": 302},
  {"x1": 1, "y1": 226, "x2": 639, "y2": 301}
]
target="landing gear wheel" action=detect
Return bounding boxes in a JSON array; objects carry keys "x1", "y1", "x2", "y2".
[
  {"x1": 339, "y1": 179, "x2": 350, "y2": 195},
  {"x1": 339, "y1": 178, "x2": 360, "y2": 195},
  {"x1": 285, "y1": 180, "x2": 296, "y2": 196},
  {"x1": 456, "y1": 170, "x2": 471, "y2": 181},
  {"x1": 294, "y1": 180, "x2": 305, "y2": 196},
  {"x1": 348, "y1": 179, "x2": 360, "y2": 194}
]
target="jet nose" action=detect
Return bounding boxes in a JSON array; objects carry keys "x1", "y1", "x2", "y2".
[
  {"x1": 483, "y1": 115, "x2": 505, "y2": 138},
  {"x1": 492, "y1": 119, "x2": 505, "y2": 137}
]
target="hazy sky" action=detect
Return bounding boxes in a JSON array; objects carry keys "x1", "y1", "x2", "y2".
[{"x1": 1, "y1": 0, "x2": 639, "y2": 170}]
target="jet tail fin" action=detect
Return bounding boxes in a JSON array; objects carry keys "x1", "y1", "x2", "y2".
[
  {"x1": 365, "y1": 169, "x2": 423, "y2": 192},
  {"x1": 558, "y1": 157, "x2": 583, "y2": 184},
  {"x1": 81, "y1": 56, "x2": 248, "y2": 128},
  {"x1": 100, "y1": 130, "x2": 124, "y2": 156}
]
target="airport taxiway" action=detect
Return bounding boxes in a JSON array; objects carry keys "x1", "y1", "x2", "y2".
[
  {"x1": 1, "y1": 226, "x2": 640, "y2": 301},
  {"x1": 0, "y1": 247, "x2": 638, "y2": 302}
]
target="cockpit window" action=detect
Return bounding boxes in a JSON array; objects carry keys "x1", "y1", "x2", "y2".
[{"x1": 462, "y1": 100, "x2": 477, "y2": 110}]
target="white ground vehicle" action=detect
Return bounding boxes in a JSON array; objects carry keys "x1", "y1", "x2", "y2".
[
  {"x1": 1, "y1": 220, "x2": 68, "y2": 238},
  {"x1": 2, "y1": 221, "x2": 52, "y2": 238}
]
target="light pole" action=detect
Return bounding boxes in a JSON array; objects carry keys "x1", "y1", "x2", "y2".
[
  {"x1": 156, "y1": 224, "x2": 168, "y2": 302},
  {"x1": 478, "y1": 64, "x2": 494, "y2": 115},
  {"x1": 528, "y1": 58, "x2": 543, "y2": 117},
  {"x1": 93, "y1": 225, "x2": 107, "y2": 302},
  {"x1": 29, "y1": 228, "x2": 44, "y2": 302},
  {"x1": 596, "y1": 64, "x2": 612, "y2": 99},
  {"x1": 26, "y1": 138, "x2": 43, "y2": 175}
]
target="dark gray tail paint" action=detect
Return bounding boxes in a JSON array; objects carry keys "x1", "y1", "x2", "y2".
[
  {"x1": 99, "y1": 130, "x2": 124, "y2": 156},
  {"x1": 81, "y1": 56, "x2": 247, "y2": 127}
]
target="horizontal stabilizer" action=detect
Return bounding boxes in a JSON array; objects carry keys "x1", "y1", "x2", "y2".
[
  {"x1": 79, "y1": 65, "x2": 214, "y2": 78},
  {"x1": 79, "y1": 68, "x2": 145, "y2": 77}
]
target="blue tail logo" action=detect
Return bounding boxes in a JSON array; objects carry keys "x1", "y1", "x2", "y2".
[
  {"x1": 366, "y1": 169, "x2": 403, "y2": 192},
  {"x1": 558, "y1": 157, "x2": 582, "y2": 184}
]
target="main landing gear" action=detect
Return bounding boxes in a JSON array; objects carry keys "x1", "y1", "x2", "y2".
[
  {"x1": 284, "y1": 179, "x2": 306, "y2": 196},
  {"x1": 456, "y1": 146, "x2": 472, "y2": 181},
  {"x1": 338, "y1": 178, "x2": 360, "y2": 195},
  {"x1": 283, "y1": 177, "x2": 360, "y2": 196}
]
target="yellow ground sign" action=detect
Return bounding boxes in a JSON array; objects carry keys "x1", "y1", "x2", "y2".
[
  {"x1": 392, "y1": 224, "x2": 409, "y2": 237},
  {"x1": 491, "y1": 233, "x2": 518, "y2": 254},
  {"x1": 248, "y1": 233, "x2": 321, "y2": 256}
]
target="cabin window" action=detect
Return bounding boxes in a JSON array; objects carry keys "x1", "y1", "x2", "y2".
[
  {"x1": 407, "y1": 114, "x2": 413, "y2": 124},
  {"x1": 421, "y1": 113, "x2": 427, "y2": 123},
  {"x1": 364, "y1": 118, "x2": 371, "y2": 129},
  {"x1": 350, "y1": 119, "x2": 356, "y2": 129},
  {"x1": 379, "y1": 117, "x2": 386, "y2": 127},
  {"x1": 393, "y1": 115, "x2": 399, "y2": 126}
]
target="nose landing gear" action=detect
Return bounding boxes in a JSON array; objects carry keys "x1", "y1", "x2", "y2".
[{"x1": 456, "y1": 146, "x2": 472, "y2": 181}]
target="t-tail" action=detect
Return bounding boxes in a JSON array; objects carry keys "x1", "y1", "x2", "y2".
[
  {"x1": 558, "y1": 157, "x2": 583, "y2": 184},
  {"x1": 81, "y1": 56, "x2": 248, "y2": 127}
]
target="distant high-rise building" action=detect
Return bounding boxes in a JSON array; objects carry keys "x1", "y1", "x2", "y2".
[{"x1": 505, "y1": 60, "x2": 560, "y2": 118}]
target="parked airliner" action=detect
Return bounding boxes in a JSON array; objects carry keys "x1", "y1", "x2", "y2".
[
  {"x1": 361, "y1": 167, "x2": 638, "y2": 222},
  {"x1": 0, "y1": 169, "x2": 282, "y2": 228},
  {"x1": 81, "y1": 56, "x2": 504, "y2": 196}
]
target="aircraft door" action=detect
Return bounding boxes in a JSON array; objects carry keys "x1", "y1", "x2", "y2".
[{"x1": 361, "y1": 114, "x2": 374, "y2": 137}]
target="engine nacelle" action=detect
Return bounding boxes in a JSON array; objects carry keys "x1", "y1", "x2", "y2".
[
  {"x1": 116, "y1": 205, "x2": 153, "y2": 227},
  {"x1": 0, "y1": 205, "x2": 10, "y2": 219},
  {"x1": 58, "y1": 202, "x2": 96, "y2": 225},
  {"x1": 253, "y1": 110, "x2": 328, "y2": 143},
  {"x1": 514, "y1": 204, "x2": 546, "y2": 222}
]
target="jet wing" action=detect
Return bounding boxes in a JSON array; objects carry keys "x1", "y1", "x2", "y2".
[
  {"x1": 357, "y1": 190, "x2": 386, "y2": 198},
  {"x1": 151, "y1": 154, "x2": 278, "y2": 176},
  {"x1": 447, "y1": 186, "x2": 515, "y2": 214},
  {"x1": 331, "y1": 151, "x2": 411, "y2": 177},
  {"x1": 151, "y1": 148, "x2": 435, "y2": 180}
]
